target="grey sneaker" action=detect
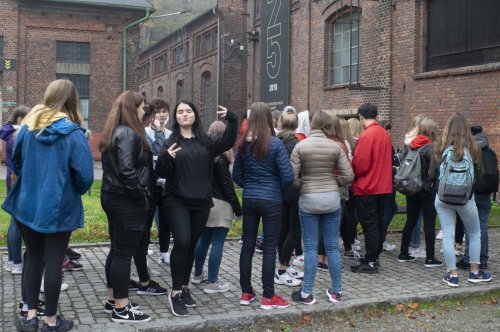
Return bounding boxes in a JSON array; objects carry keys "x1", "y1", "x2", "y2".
[
  {"x1": 191, "y1": 271, "x2": 208, "y2": 284},
  {"x1": 204, "y1": 279, "x2": 230, "y2": 294}
]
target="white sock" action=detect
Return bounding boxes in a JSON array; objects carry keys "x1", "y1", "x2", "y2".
[{"x1": 301, "y1": 291, "x2": 310, "y2": 299}]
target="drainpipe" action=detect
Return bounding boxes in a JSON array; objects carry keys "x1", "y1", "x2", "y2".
[
  {"x1": 123, "y1": 8, "x2": 151, "y2": 91},
  {"x1": 214, "y1": 4, "x2": 220, "y2": 108}
]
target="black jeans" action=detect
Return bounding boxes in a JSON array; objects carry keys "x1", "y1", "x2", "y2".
[
  {"x1": 339, "y1": 199, "x2": 356, "y2": 252},
  {"x1": 102, "y1": 191, "x2": 149, "y2": 299},
  {"x1": 21, "y1": 224, "x2": 70, "y2": 316},
  {"x1": 400, "y1": 190, "x2": 437, "y2": 259},
  {"x1": 166, "y1": 206, "x2": 210, "y2": 290},
  {"x1": 240, "y1": 199, "x2": 281, "y2": 299},
  {"x1": 149, "y1": 186, "x2": 171, "y2": 253},
  {"x1": 277, "y1": 200, "x2": 301, "y2": 266},
  {"x1": 355, "y1": 194, "x2": 388, "y2": 262}
]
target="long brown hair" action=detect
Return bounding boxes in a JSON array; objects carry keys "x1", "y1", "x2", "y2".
[
  {"x1": 29, "y1": 79, "x2": 83, "y2": 132},
  {"x1": 434, "y1": 113, "x2": 480, "y2": 165},
  {"x1": 237, "y1": 102, "x2": 275, "y2": 159},
  {"x1": 98, "y1": 91, "x2": 150, "y2": 152}
]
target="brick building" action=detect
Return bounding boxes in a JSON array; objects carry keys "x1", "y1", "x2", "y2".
[
  {"x1": 245, "y1": 0, "x2": 499, "y2": 154},
  {"x1": 0, "y1": 0, "x2": 153, "y2": 158},
  {"x1": 138, "y1": 0, "x2": 248, "y2": 129}
]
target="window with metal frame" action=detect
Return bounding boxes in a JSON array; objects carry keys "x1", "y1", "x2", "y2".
[
  {"x1": 427, "y1": 0, "x2": 500, "y2": 71},
  {"x1": 56, "y1": 41, "x2": 90, "y2": 64},
  {"x1": 202, "y1": 32, "x2": 212, "y2": 53},
  {"x1": 0, "y1": 36, "x2": 4, "y2": 57},
  {"x1": 330, "y1": 10, "x2": 361, "y2": 85},
  {"x1": 157, "y1": 86, "x2": 164, "y2": 97},
  {"x1": 176, "y1": 80, "x2": 183, "y2": 102}
]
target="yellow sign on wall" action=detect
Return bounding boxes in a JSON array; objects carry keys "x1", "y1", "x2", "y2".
[{"x1": 0, "y1": 58, "x2": 17, "y2": 71}]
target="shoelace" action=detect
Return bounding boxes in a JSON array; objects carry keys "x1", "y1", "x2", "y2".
[{"x1": 128, "y1": 306, "x2": 145, "y2": 317}]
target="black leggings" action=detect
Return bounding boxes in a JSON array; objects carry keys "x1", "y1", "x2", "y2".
[
  {"x1": 166, "y1": 206, "x2": 210, "y2": 290},
  {"x1": 21, "y1": 224, "x2": 70, "y2": 316},
  {"x1": 277, "y1": 201, "x2": 301, "y2": 266},
  {"x1": 102, "y1": 191, "x2": 149, "y2": 299}
]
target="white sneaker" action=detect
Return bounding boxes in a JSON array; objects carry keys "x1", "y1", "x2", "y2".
[
  {"x1": 147, "y1": 245, "x2": 154, "y2": 256},
  {"x1": 5, "y1": 261, "x2": 13, "y2": 272},
  {"x1": 159, "y1": 251, "x2": 170, "y2": 265},
  {"x1": 40, "y1": 280, "x2": 69, "y2": 293},
  {"x1": 286, "y1": 266, "x2": 304, "y2": 279},
  {"x1": 204, "y1": 279, "x2": 230, "y2": 294},
  {"x1": 292, "y1": 255, "x2": 304, "y2": 267},
  {"x1": 11, "y1": 263, "x2": 23, "y2": 275},
  {"x1": 191, "y1": 271, "x2": 208, "y2": 284},
  {"x1": 352, "y1": 243, "x2": 361, "y2": 251},
  {"x1": 274, "y1": 271, "x2": 301, "y2": 287},
  {"x1": 409, "y1": 247, "x2": 426, "y2": 258},
  {"x1": 383, "y1": 242, "x2": 396, "y2": 251},
  {"x1": 436, "y1": 230, "x2": 443, "y2": 240},
  {"x1": 354, "y1": 238, "x2": 361, "y2": 245}
]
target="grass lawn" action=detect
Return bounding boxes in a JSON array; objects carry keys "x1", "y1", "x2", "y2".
[{"x1": 0, "y1": 180, "x2": 499, "y2": 245}]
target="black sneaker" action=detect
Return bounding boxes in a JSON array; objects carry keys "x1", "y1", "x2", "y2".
[
  {"x1": 182, "y1": 286, "x2": 197, "y2": 308},
  {"x1": 104, "y1": 300, "x2": 140, "y2": 314},
  {"x1": 318, "y1": 262, "x2": 329, "y2": 271},
  {"x1": 169, "y1": 291, "x2": 189, "y2": 317},
  {"x1": 129, "y1": 279, "x2": 140, "y2": 291},
  {"x1": 255, "y1": 239, "x2": 263, "y2": 254},
  {"x1": 350, "y1": 262, "x2": 378, "y2": 274},
  {"x1": 16, "y1": 316, "x2": 38, "y2": 332},
  {"x1": 111, "y1": 303, "x2": 151, "y2": 323},
  {"x1": 456, "y1": 259, "x2": 471, "y2": 271},
  {"x1": 136, "y1": 279, "x2": 168, "y2": 296},
  {"x1": 359, "y1": 257, "x2": 380, "y2": 267},
  {"x1": 19, "y1": 300, "x2": 45, "y2": 317},
  {"x1": 291, "y1": 288, "x2": 316, "y2": 305},
  {"x1": 397, "y1": 254, "x2": 416, "y2": 262},
  {"x1": 424, "y1": 258, "x2": 443, "y2": 268},
  {"x1": 40, "y1": 317, "x2": 74, "y2": 331},
  {"x1": 65, "y1": 248, "x2": 81, "y2": 261}
]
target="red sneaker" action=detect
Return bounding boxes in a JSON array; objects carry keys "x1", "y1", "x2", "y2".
[
  {"x1": 240, "y1": 292, "x2": 256, "y2": 305},
  {"x1": 260, "y1": 294, "x2": 290, "y2": 310}
]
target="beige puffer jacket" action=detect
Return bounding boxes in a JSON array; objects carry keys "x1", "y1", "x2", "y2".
[{"x1": 290, "y1": 130, "x2": 354, "y2": 194}]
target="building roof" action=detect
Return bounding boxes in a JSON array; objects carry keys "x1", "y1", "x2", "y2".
[{"x1": 43, "y1": 0, "x2": 154, "y2": 11}]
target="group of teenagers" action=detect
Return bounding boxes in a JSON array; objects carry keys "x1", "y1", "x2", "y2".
[{"x1": 2, "y1": 79, "x2": 496, "y2": 331}]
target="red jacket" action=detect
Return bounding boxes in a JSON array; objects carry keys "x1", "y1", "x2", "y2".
[{"x1": 352, "y1": 122, "x2": 393, "y2": 196}]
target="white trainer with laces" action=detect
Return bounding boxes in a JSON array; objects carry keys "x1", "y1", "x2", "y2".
[
  {"x1": 286, "y1": 266, "x2": 304, "y2": 279},
  {"x1": 159, "y1": 251, "x2": 170, "y2": 265},
  {"x1": 274, "y1": 271, "x2": 301, "y2": 287},
  {"x1": 409, "y1": 247, "x2": 426, "y2": 258},
  {"x1": 292, "y1": 255, "x2": 304, "y2": 267},
  {"x1": 383, "y1": 242, "x2": 396, "y2": 251}
]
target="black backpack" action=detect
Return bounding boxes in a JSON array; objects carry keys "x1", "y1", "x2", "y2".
[
  {"x1": 394, "y1": 147, "x2": 423, "y2": 196},
  {"x1": 474, "y1": 147, "x2": 499, "y2": 194}
]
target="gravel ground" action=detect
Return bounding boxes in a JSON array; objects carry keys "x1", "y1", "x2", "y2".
[{"x1": 221, "y1": 292, "x2": 499, "y2": 332}]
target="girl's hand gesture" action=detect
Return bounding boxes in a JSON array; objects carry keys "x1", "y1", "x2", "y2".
[{"x1": 168, "y1": 143, "x2": 182, "y2": 159}]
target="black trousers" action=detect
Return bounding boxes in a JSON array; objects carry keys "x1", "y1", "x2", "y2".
[
  {"x1": 400, "y1": 190, "x2": 437, "y2": 259},
  {"x1": 355, "y1": 194, "x2": 388, "y2": 262},
  {"x1": 148, "y1": 186, "x2": 171, "y2": 253},
  {"x1": 101, "y1": 191, "x2": 149, "y2": 299},
  {"x1": 277, "y1": 200, "x2": 301, "y2": 266},
  {"x1": 21, "y1": 224, "x2": 70, "y2": 316},
  {"x1": 166, "y1": 206, "x2": 210, "y2": 290}
]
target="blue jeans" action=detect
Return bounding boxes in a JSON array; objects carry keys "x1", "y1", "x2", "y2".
[
  {"x1": 299, "y1": 207, "x2": 342, "y2": 295},
  {"x1": 194, "y1": 227, "x2": 229, "y2": 283},
  {"x1": 462, "y1": 193, "x2": 491, "y2": 265},
  {"x1": 7, "y1": 218, "x2": 23, "y2": 264},
  {"x1": 435, "y1": 196, "x2": 481, "y2": 271},
  {"x1": 239, "y1": 199, "x2": 281, "y2": 299},
  {"x1": 410, "y1": 210, "x2": 423, "y2": 248},
  {"x1": 382, "y1": 190, "x2": 398, "y2": 243}
]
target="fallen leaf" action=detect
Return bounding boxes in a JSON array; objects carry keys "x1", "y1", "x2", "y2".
[
  {"x1": 349, "y1": 321, "x2": 357, "y2": 328},
  {"x1": 480, "y1": 297, "x2": 498, "y2": 305},
  {"x1": 407, "y1": 303, "x2": 420, "y2": 310},
  {"x1": 302, "y1": 314, "x2": 312, "y2": 322},
  {"x1": 417, "y1": 321, "x2": 424, "y2": 326},
  {"x1": 455, "y1": 306, "x2": 462, "y2": 311},
  {"x1": 396, "y1": 304, "x2": 405, "y2": 312},
  {"x1": 405, "y1": 312, "x2": 416, "y2": 319}
]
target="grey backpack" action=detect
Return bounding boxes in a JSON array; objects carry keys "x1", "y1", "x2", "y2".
[
  {"x1": 394, "y1": 148, "x2": 423, "y2": 196},
  {"x1": 437, "y1": 146, "x2": 474, "y2": 205}
]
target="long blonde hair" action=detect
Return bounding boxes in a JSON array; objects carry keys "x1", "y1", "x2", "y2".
[
  {"x1": 29, "y1": 79, "x2": 83, "y2": 131},
  {"x1": 434, "y1": 113, "x2": 480, "y2": 165},
  {"x1": 406, "y1": 114, "x2": 424, "y2": 138},
  {"x1": 340, "y1": 118, "x2": 356, "y2": 151},
  {"x1": 348, "y1": 117, "x2": 363, "y2": 139}
]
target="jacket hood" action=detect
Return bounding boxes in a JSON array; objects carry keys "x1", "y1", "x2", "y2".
[
  {"x1": 23, "y1": 106, "x2": 81, "y2": 144},
  {"x1": 296, "y1": 111, "x2": 310, "y2": 135},
  {"x1": 0, "y1": 123, "x2": 16, "y2": 141},
  {"x1": 277, "y1": 130, "x2": 296, "y2": 143},
  {"x1": 474, "y1": 132, "x2": 489, "y2": 149},
  {"x1": 409, "y1": 135, "x2": 432, "y2": 149}
]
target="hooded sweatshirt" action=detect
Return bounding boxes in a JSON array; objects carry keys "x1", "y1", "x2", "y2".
[
  {"x1": 2, "y1": 107, "x2": 94, "y2": 233},
  {"x1": 295, "y1": 111, "x2": 310, "y2": 140},
  {"x1": 0, "y1": 123, "x2": 20, "y2": 191}
]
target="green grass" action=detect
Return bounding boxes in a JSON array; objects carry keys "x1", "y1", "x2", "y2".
[{"x1": 0, "y1": 180, "x2": 498, "y2": 245}]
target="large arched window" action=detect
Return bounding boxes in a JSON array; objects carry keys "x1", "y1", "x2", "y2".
[
  {"x1": 156, "y1": 86, "x2": 164, "y2": 97},
  {"x1": 201, "y1": 72, "x2": 212, "y2": 127},
  {"x1": 176, "y1": 80, "x2": 184, "y2": 102},
  {"x1": 329, "y1": 10, "x2": 361, "y2": 85}
]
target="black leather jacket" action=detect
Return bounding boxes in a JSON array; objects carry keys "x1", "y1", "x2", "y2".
[
  {"x1": 212, "y1": 155, "x2": 241, "y2": 216},
  {"x1": 101, "y1": 125, "x2": 153, "y2": 206}
]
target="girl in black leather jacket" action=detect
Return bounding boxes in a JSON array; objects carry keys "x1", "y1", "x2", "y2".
[{"x1": 99, "y1": 91, "x2": 163, "y2": 323}]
